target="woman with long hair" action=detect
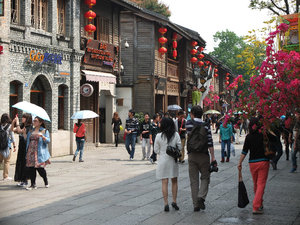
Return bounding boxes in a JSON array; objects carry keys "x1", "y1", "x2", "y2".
[
  {"x1": 73, "y1": 119, "x2": 86, "y2": 162},
  {"x1": 238, "y1": 117, "x2": 269, "y2": 214},
  {"x1": 13, "y1": 113, "x2": 32, "y2": 187},
  {"x1": 0, "y1": 113, "x2": 16, "y2": 180},
  {"x1": 154, "y1": 117, "x2": 181, "y2": 212},
  {"x1": 111, "y1": 112, "x2": 122, "y2": 147},
  {"x1": 25, "y1": 116, "x2": 50, "y2": 190}
]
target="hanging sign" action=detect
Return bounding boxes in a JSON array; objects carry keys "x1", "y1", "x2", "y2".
[{"x1": 80, "y1": 83, "x2": 94, "y2": 97}]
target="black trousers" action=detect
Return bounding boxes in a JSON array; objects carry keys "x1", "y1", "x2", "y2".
[
  {"x1": 28, "y1": 167, "x2": 48, "y2": 186},
  {"x1": 114, "y1": 133, "x2": 119, "y2": 146}
]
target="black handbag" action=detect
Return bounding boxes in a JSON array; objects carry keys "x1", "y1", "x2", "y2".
[
  {"x1": 166, "y1": 145, "x2": 181, "y2": 163},
  {"x1": 238, "y1": 170, "x2": 249, "y2": 208}
]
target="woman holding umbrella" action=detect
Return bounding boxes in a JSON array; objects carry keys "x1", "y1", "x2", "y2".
[
  {"x1": 25, "y1": 116, "x2": 51, "y2": 190},
  {"x1": 73, "y1": 119, "x2": 86, "y2": 162}
]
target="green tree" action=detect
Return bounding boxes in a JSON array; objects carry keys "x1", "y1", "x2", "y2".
[
  {"x1": 210, "y1": 30, "x2": 247, "y2": 75},
  {"x1": 249, "y1": 0, "x2": 299, "y2": 15},
  {"x1": 130, "y1": 0, "x2": 171, "y2": 18}
]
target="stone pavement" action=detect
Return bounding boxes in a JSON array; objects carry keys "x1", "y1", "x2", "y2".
[{"x1": 0, "y1": 133, "x2": 300, "y2": 225}]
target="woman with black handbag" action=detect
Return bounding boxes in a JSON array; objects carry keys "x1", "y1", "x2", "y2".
[{"x1": 154, "y1": 117, "x2": 181, "y2": 212}]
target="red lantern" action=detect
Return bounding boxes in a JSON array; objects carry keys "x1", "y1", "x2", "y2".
[
  {"x1": 199, "y1": 47, "x2": 204, "y2": 52},
  {"x1": 190, "y1": 49, "x2": 198, "y2": 55},
  {"x1": 159, "y1": 47, "x2": 167, "y2": 54},
  {"x1": 191, "y1": 41, "x2": 198, "y2": 47},
  {"x1": 85, "y1": 0, "x2": 96, "y2": 8},
  {"x1": 198, "y1": 53, "x2": 204, "y2": 59},
  {"x1": 158, "y1": 37, "x2": 168, "y2": 44},
  {"x1": 84, "y1": 24, "x2": 96, "y2": 33},
  {"x1": 173, "y1": 50, "x2": 177, "y2": 59},
  {"x1": 214, "y1": 73, "x2": 218, "y2": 78},
  {"x1": 225, "y1": 81, "x2": 230, "y2": 85},
  {"x1": 206, "y1": 61, "x2": 210, "y2": 65},
  {"x1": 190, "y1": 57, "x2": 197, "y2": 63},
  {"x1": 205, "y1": 66, "x2": 208, "y2": 69},
  {"x1": 214, "y1": 68, "x2": 218, "y2": 73},
  {"x1": 172, "y1": 40, "x2": 177, "y2": 49},
  {"x1": 172, "y1": 33, "x2": 178, "y2": 40},
  {"x1": 159, "y1": 27, "x2": 167, "y2": 34},
  {"x1": 226, "y1": 76, "x2": 230, "y2": 81},
  {"x1": 84, "y1": 10, "x2": 96, "y2": 20},
  {"x1": 197, "y1": 61, "x2": 204, "y2": 67},
  {"x1": 226, "y1": 72, "x2": 230, "y2": 76}
]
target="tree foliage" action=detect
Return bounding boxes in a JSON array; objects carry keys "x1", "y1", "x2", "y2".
[
  {"x1": 249, "y1": 0, "x2": 299, "y2": 15},
  {"x1": 130, "y1": 0, "x2": 171, "y2": 18}
]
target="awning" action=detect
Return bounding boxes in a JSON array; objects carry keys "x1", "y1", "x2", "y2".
[{"x1": 82, "y1": 70, "x2": 116, "y2": 84}]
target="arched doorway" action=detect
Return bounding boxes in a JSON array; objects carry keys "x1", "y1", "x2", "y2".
[{"x1": 30, "y1": 75, "x2": 52, "y2": 122}]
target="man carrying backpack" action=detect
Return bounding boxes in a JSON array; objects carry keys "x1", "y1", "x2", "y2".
[{"x1": 186, "y1": 106, "x2": 216, "y2": 212}]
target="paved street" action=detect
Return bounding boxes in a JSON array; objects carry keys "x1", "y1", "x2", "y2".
[{"x1": 0, "y1": 133, "x2": 300, "y2": 225}]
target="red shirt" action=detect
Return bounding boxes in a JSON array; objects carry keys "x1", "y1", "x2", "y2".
[{"x1": 73, "y1": 123, "x2": 86, "y2": 137}]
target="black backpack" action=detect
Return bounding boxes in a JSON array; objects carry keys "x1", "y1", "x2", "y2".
[
  {"x1": 0, "y1": 124, "x2": 9, "y2": 151},
  {"x1": 187, "y1": 120, "x2": 208, "y2": 153}
]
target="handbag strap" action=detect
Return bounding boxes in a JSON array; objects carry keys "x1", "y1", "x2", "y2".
[
  {"x1": 238, "y1": 170, "x2": 243, "y2": 182},
  {"x1": 75, "y1": 123, "x2": 82, "y2": 133}
]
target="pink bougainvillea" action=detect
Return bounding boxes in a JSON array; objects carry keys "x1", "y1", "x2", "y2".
[
  {"x1": 227, "y1": 23, "x2": 300, "y2": 131},
  {"x1": 203, "y1": 85, "x2": 220, "y2": 109}
]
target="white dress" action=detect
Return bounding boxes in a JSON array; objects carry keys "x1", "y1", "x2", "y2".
[{"x1": 154, "y1": 132, "x2": 181, "y2": 179}]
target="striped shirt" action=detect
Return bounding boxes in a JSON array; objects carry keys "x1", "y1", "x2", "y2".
[
  {"x1": 186, "y1": 118, "x2": 214, "y2": 148},
  {"x1": 125, "y1": 117, "x2": 139, "y2": 134}
]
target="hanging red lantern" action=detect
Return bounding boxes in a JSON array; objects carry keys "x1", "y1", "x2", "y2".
[
  {"x1": 190, "y1": 57, "x2": 197, "y2": 63},
  {"x1": 159, "y1": 27, "x2": 167, "y2": 34},
  {"x1": 158, "y1": 37, "x2": 168, "y2": 44},
  {"x1": 172, "y1": 40, "x2": 177, "y2": 49},
  {"x1": 159, "y1": 47, "x2": 167, "y2": 54},
  {"x1": 197, "y1": 61, "x2": 204, "y2": 67},
  {"x1": 225, "y1": 81, "x2": 230, "y2": 85},
  {"x1": 199, "y1": 47, "x2": 204, "y2": 52},
  {"x1": 226, "y1": 76, "x2": 230, "y2": 81},
  {"x1": 172, "y1": 33, "x2": 178, "y2": 40},
  {"x1": 85, "y1": 0, "x2": 96, "y2": 8},
  {"x1": 84, "y1": 24, "x2": 96, "y2": 33},
  {"x1": 206, "y1": 61, "x2": 210, "y2": 65},
  {"x1": 190, "y1": 49, "x2": 198, "y2": 55},
  {"x1": 205, "y1": 66, "x2": 208, "y2": 69},
  {"x1": 214, "y1": 68, "x2": 218, "y2": 73},
  {"x1": 226, "y1": 72, "x2": 230, "y2": 76},
  {"x1": 214, "y1": 73, "x2": 218, "y2": 78},
  {"x1": 84, "y1": 10, "x2": 96, "y2": 21},
  {"x1": 173, "y1": 50, "x2": 177, "y2": 59},
  {"x1": 191, "y1": 41, "x2": 198, "y2": 47},
  {"x1": 198, "y1": 53, "x2": 204, "y2": 59}
]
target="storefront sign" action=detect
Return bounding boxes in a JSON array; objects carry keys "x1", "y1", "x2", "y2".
[
  {"x1": 83, "y1": 39, "x2": 117, "y2": 68},
  {"x1": 80, "y1": 83, "x2": 94, "y2": 97},
  {"x1": 167, "y1": 82, "x2": 179, "y2": 96},
  {"x1": 29, "y1": 50, "x2": 63, "y2": 64}
]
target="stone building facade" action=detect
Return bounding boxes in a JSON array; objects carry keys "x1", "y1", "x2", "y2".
[{"x1": 0, "y1": 0, "x2": 83, "y2": 157}]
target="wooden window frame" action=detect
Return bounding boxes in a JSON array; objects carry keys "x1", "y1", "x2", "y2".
[
  {"x1": 11, "y1": 0, "x2": 19, "y2": 24},
  {"x1": 31, "y1": 0, "x2": 48, "y2": 31},
  {"x1": 57, "y1": 0, "x2": 65, "y2": 35},
  {"x1": 96, "y1": 16, "x2": 109, "y2": 43},
  {"x1": 0, "y1": 0, "x2": 4, "y2": 16}
]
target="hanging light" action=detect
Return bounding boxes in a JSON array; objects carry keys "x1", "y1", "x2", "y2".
[
  {"x1": 198, "y1": 53, "x2": 204, "y2": 59},
  {"x1": 191, "y1": 41, "x2": 198, "y2": 47},
  {"x1": 214, "y1": 73, "x2": 218, "y2": 78},
  {"x1": 214, "y1": 68, "x2": 218, "y2": 73},
  {"x1": 225, "y1": 81, "x2": 230, "y2": 85},
  {"x1": 158, "y1": 27, "x2": 167, "y2": 34},
  {"x1": 226, "y1": 76, "x2": 230, "y2": 81},
  {"x1": 84, "y1": 10, "x2": 96, "y2": 21},
  {"x1": 159, "y1": 47, "x2": 167, "y2": 54},
  {"x1": 190, "y1": 57, "x2": 197, "y2": 64},
  {"x1": 158, "y1": 37, "x2": 168, "y2": 44},
  {"x1": 84, "y1": 24, "x2": 96, "y2": 33},
  {"x1": 173, "y1": 50, "x2": 177, "y2": 59},
  {"x1": 190, "y1": 49, "x2": 198, "y2": 55},
  {"x1": 197, "y1": 61, "x2": 204, "y2": 67},
  {"x1": 85, "y1": 0, "x2": 96, "y2": 8}
]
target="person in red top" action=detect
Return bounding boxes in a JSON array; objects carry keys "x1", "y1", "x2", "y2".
[{"x1": 73, "y1": 120, "x2": 86, "y2": 162}]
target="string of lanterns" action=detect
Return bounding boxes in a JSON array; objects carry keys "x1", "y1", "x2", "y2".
[
  {"x1": 158, "y1": 27, "x2": 168, "y2": 55},
  {"x1": 190, "y1": 41, "x2": 198, "y2": 64},
  {"x1": 84, "y1": 0, "x2": 97, "y2": 35},
  {"x1": 225, "y1": 72, "x2": 230, "y2": 85},
  {"x1": 172, "y1": 33, "x2": 178, "y2": 59}
]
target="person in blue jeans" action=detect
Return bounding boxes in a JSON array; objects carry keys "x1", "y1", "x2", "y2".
[
  {"x1": 125, "y1": 109, "x2": 139, "y2": 160},
  {"x1": 219, "y1": 119, "x2": 233, "y2": 162},
  {"x1": 73, "y1": 120, "x2": 86, "y2": 162}
]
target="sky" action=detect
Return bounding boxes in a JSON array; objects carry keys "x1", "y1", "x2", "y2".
[{"x1": 162, "y1": 0, "x2": 272, "y2": 52}]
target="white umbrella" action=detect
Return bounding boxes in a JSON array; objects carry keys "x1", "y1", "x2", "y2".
[
  {"x1": 12, "y1": 101, "x2": 51, "y2": 122},
  {"x1": 71, "y1": 110, "x2": 99, "y2": 119},
  {"x1": 204, "y1": 109, "x2": 221, "y2": 115},
  {"x1": 167, "y1": 105, "x2": 182, "y2": 111}
]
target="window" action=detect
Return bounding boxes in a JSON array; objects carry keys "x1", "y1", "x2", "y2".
[
  {"x1": 11, "y1": 0, "x2": 19, "y2": 24},
  {"x1": 31, "y1": 0, "x2": 47, "y2": 31},
  {"x1": 0, "y1": 0, "x2": 4, "y2": 16},
  {"x1": 57, "y1": 0, "x2": 65, "y2": 35},
  {"x1": 96, "y1": 16, "x2": 109, "y2": 43},
  {"x1": 10, "y1": 81, "x2": 22, "y2": 119}
]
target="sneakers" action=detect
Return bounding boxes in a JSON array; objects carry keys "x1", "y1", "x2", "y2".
[
  {"x1": 45, "y1": 184, "x2": 50, "y2": 188},
  {"x1": 290, "y1": 167, "x2": 297, "y2": 173},
  {"x1": 253, "y1": 208, "x2": 264, "y2": 214},
  {"x1": 26, "y1": 185, "x2": 37, "y2": 190},
  {"x1": 226, "y1": 158, "x2": 230, "y2": 162},
  {"x1": 79, "y1": 159, "x2": 84, "y2": 162},
  {"x1": 130, "y1": 157, "x2": 133, "y2": 161},
  {"x1": 72, "y1": 155, "x2": 76, "y2": 162},
  {"x1": 197, "y1": 197, "x2": 205, "y2": 210},
  {"x1": 17, "y1": 182, "x2": 28, "y2": 187},
  {"x1": 3, "y1": 177, "x2": 13, "y2": 181}
]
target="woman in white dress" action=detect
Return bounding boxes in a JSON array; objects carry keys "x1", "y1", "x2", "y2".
[{"x1": 154, "y1": 117, "x2": 181, "y2": 212}]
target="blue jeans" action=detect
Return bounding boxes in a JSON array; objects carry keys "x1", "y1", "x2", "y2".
[
  {"x1": 272, "y1": 141, "x2": 283, "y2": 164},
  {"x1": 291, "y1": 143, "x2": 299, "y2": 168},
  {"x1": 75, "y1": 138, "x2": 85, "y2": 160},
  {"x1": 221, "y1": 139, "x2": 231, "y2": 159},
  {"x1": 125, "y1": 133, "x2": 137, "y2": 159}
]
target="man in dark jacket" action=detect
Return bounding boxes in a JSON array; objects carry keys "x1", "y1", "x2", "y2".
[{"x1": 125, "y1": 109, "x2": 139, "y2": 160}]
